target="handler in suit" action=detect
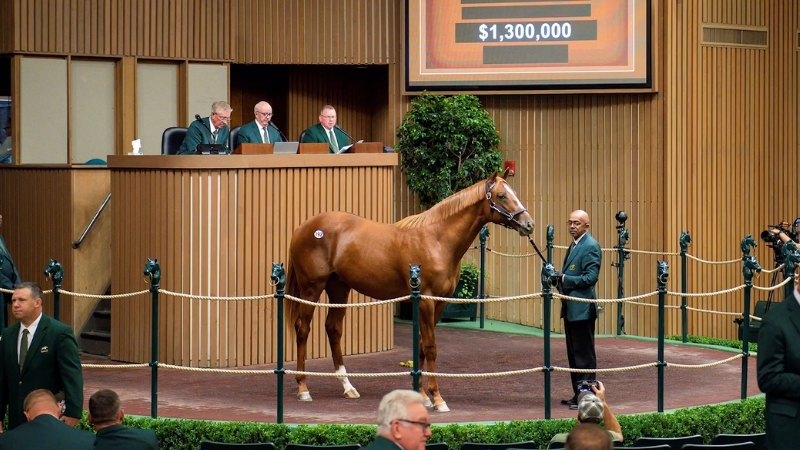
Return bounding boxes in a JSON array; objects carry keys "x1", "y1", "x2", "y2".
[
  {"x1": 177, "y1": 100, "x2": 232, "y2": 155},
  {"x1": 0, "y1": 389, "x2": 94, "y2": 450},
  {"x1": 362, "y1": 389, "x2": 431, "y2": 450},
  {"x1": 235, "y1": 101, "x2": 283, "y2": 148},
  {"x1": 757, "y1": 228, "x2": 800, "y2": 450},
  {"x1": 0, "y1": 214, "x2": 21, "y2": 327},
  {"x1": 90, "y1": 389, "x2": 160, "y2": 450},
  {"x1": 0, "y1": 282, "x2": 83, "y2": 431},
  {"x1": 300, "y1": 105, "x2": 350, "y2": 153},
  {"x1": 557, "y1": 210, "x2": 602, "y2": 408}
]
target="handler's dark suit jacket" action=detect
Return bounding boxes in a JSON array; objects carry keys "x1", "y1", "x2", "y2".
[
  {"x1": 95, "y1": 424, "x2": 160, "y2": 450},
  {"x1": 560, "y1": 232, "x2": 601, "y2": 322},
  {"x1": 236, "y1": 120, "x2": 283, "y2": 148},
  {"x1": 177, "y1": 117, "x2": 230, "y2": 155},
  {"x1": 362, "y1": 435, "x2": 402, "y2": 450},
  {"x1": 757, "y1": 290, "x2": 800, "y2": 450},
  {"x1": 0, "y1": 314, "x2": 84, "y2": 429},
  {"x1": 300, "y1": 123, "x2": 349, "y2": 153},
  {"x1": 0, "y1": 414, "x2": 94, "y2": 450},
  {"x1": 0, "y1": 234, "x2": 20, "y2": 296}
]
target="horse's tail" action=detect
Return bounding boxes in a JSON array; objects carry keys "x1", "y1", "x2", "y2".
[{"x1": 284, "y1": 256, "x2": 300, "y2": 330}]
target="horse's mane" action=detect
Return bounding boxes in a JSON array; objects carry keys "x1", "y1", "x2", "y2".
[{"x1": 395, "y1": 179, "x2": 487, "y2": 229}]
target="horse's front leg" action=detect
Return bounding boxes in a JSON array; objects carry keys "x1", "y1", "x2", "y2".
[
  {"x1": 420, "y1": 299, "x2": 450, "y2": 412},
  {"x1": 294, "y1": 304, "x2": 316, "y2": 401},
  {"x1": 325, "y1": 305, "x2": 360, "y2": 399}
]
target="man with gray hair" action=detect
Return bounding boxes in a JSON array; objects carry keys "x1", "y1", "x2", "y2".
[
  {"x1": 362, "y1": 389, "x2": 432, "y2": 450},
  {"x1": 178, "y1": 100, "x2": 232, "y2": 154},
  {"x1": 235, "y1": 101, "x2": 283, "y2": 148}
]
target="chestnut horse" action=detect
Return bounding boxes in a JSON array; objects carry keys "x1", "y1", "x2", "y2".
[{"x1": 285, "y1": 170, "x2": 534, "y2": 412}]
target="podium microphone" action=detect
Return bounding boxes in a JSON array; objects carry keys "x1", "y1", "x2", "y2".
[
  {"x1": 334, "y1": 124, "x2": 357, "y2": 143},
  {"x1": 269, "y1": 121, "x2": 289, "y2": 142}
]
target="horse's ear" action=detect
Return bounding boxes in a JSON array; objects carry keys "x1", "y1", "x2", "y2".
[
  {"x1": 501, "y1": 167, "x2": 511, "y2": 179},
  {"x1": 489, "y1": 170, "x2": 499, "y2": 182}
]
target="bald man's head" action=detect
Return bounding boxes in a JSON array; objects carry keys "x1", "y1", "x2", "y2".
[
  {"x1": 565, "y1": 423, "x2": 612, "y2": 450},
  {"x1": 568, "y1": 210, "x2": 590, "y2": 239}
]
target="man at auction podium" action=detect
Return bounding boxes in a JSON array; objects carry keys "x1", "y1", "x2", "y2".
[
  {"x1": 235, "y1": 101, "x2": 283, "y2": 149},
  {"x1": 177, "y1": 101, "x2": 232, "y2": 155},
  {"x1": 301, "y1": 105, "x2": 350, "y2": 153}
]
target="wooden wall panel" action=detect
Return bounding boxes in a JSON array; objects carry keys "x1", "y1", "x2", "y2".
[
  {"x1": 0, "y1": 0, "x2": 14, "y2": 53},
  {"x1": 111, "y1": 159, "x2": 395, "y2": 366}
]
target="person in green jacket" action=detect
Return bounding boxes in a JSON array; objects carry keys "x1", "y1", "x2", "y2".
[
  {"x1": 0, "y1": 282, "x2": 84, "y2": 431},
  {"x1": 0, "y1": 213, "x2": 21, "y2": 328},
  {"x1": 0, "y1": 389, "x2": 93, "y2": 449},
  {"x1": 300, "y1": 105, "x2": 350, "y2": 153},
  {"x1": 236, "y1": 101, "x2": 283, "y2": 149},
  {"x1": 177, "y1": 101, "x2": 232, "y2": 154},
  {"x1": 362, "y1": 390, "x2": 432, "y2": 450},
  {"x1": 90, "y1": 389, "x2": 160, "y2": 450}
]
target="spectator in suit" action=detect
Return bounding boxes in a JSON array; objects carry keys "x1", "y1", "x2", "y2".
[
  {"x1": 178, "y1": 101, "x2": 232, "y2": 155},
  {"x1": 0, "y1": 282, "x2": 84, "y2": 431},
  {"x1": 0, "y1": 389, "x2": 94, "y2": 450},
  {"x1": 362, "y1": 389, "x2": 432, "y2": 450},
  {"x1": 235, "y1": 101, "x2": 283, "y2": 149},
  {"x1": 90, "y1": 389, "x2": 159, "y2": 450},
  {"x1": 300, "y1": 105, "x2": 350, "y2": 153},
  {"x1": 0, "y1": 119, "x2": 12, "y2": 163},
  {"x1": 0, "y1": 214, "x2": 21, "y2": 328},
  {"x1": 758, "y1": 228, "x2": 800, "y2": 450},
  {"x1": 557, "y1": 210, "x2": 602, "y2": 408},
  {"x1": 563, "y1": 423, "x2": 613, "y2": 450}
]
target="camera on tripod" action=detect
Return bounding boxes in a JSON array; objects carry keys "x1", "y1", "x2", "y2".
[{"x1": 760, "y1": 219, "x2": 800, "y2": 263}]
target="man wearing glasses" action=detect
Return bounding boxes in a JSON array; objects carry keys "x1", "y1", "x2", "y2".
[
  {"x1": 177, "y1": 101, "x2": 232, "y2": 155},
  {"x1": 235, "y1": 101, "x2": 282, "y2": 149},
  {"x1": 301, "y1": 105, "x2": 350, "y2": 153},
  {"x1": 363, "y1": 389, "x2": 432, "y2": 450}
]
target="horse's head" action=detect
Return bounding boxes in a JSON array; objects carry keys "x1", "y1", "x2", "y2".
[{"x1": 485, "y1": 169, "x2": 534, "y2": 236}]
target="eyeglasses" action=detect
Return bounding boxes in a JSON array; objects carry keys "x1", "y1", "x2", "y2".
[
  {"x1": 257, "y1": 112, "x2": 273, "y2": 117},
  {"x1": 214, "y1": 112, "x2": 232, "y2": 122},
  {"x1": 320, "y1": 115, "x2": 337, "y2": 120},
  {"x1": 397, "y1": 419, "x2": 431, "y2": 431}
]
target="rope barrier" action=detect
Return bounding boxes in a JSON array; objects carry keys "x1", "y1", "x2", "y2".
[
  {"x1": 685, "y1": 306, "x2": 742, "y2": 316},
  {"x1": 159, "y1": 289, "x2": 276, "y2": 301},
  {"x1": 60, "y1": 289, "x2": 149, "y2": 299},
  {"x1": 628, "y1": 249, "x2": 681, "y2": 256},
  {"x1": 667, "y1": 354, "x2": 744, "y2": 368},
  {"x1": 1, "y1": 287, "x2": 52, "y2": 295},
  {"x1": 685, "y1": 254, "x2": 740, "y2": 264},
  {"x1": 761, "y1": 264, "x2": 786, "y2": 274},
  {"x1": 667, "y1": 285, "x2": 745, "y2": 297},
  {"x1": 284, "y1": 294, "x2": 410, "y2": 308},
  {"x1": 753, "y1": 276, "x2": 794, "y2": 290},
  {"x1": 83, "y1": 363, "x2": 150, "y2": 369}
]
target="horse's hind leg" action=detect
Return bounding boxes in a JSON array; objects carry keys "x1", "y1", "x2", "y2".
[
  {"x1": 324, "y1": 278, "x2": 360, "y2": 399},
  {"x1": 421, "y1": 299, "x2": 450, "y2": 412},
  {"x1": 294, "y1": 302, "x2": 317, "y2": 401}
]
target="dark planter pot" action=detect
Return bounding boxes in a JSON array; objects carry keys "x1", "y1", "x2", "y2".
[{"x1": 397, "y1": 278, "x2": 479, "y2": 322}]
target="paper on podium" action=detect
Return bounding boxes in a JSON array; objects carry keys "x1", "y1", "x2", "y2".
[
  {"x1": 128, "y1": 139, "x2": 142, "y2": 155},
  {"x1": 336, "y1": 140, "x2": 364, "y2": 154}
]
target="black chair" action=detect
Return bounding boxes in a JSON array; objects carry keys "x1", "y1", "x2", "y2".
[
  {"x1": 161, "y1": 126, "x2": 188, "y2": 155},
  {"x1": 614, "y1": 445, "x2": 672, "y2": 450},
  {"x1": 711, "y1": 433, "x2": 765, "y2": 450},
  {"x1": 681, "y1": 444, "x2": 756, "y2": 450},
  {"x1": 426, "y1": 443, "x2": 449, "y2": 450},
  {"x1": 299, "y1": 130, "x2": 308, "y2": 143},
  {"x1": 285, "y1": 445, "x2": 361, "y2": 450},
  {"x1": 632, "y1": 436, "x2": 703, "y2": 450},
  {"x1": 460, "y1": 441, "x2": 539, "y2": 450},
  {"x1": 229, "y1": 125, "x2": 241, "y2": 151},
  {"x1": 200, "y1": 442, "x2": 275, "y2": 450}
]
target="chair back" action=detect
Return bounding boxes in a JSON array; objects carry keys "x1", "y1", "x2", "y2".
[
  {"x1": 632, "y1": 436, "x2": 703, "y2": 450},
  {"x1": 299, "y1": 130, "x2": 308, "y2": 143},
  {"x1": 426, "y1": 443, "x2": 449, "y2": 450},
  {"x1": 285, "y1": 445, "x2": 360, "y2": 450},
  {"x1": 200, "y1": 442, "x2": 275, "y2": 450},
  {"x1": 460, "y1": 441, "x2": 539, "y2": 450},
  {"x1": 682, "y1": 444, "x2": 756, "y2": 450},
  {"x1": 613, "y1": 445, "x2": 672, "y2": 450},
  {"x1": 162, "y1": 127, "x2": 188, "y2": 155},
  {"x1": 711, "y1": 433, "x2": 765, "y2": 450},
  {"x1": 229, "y1": 126, "x2": 241, "y2": 151}
]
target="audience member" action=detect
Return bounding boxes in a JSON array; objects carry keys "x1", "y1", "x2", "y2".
[
  {"x1": 0, "y1": 282, "x2": 84, "y2": 430},
  {"x1": 564, "y1": 423, "x2": 613, "y2": 450},
  {"x1": 0, "y1": 119, "x2": 11, "y2": 163},
  {"x1": 235, "y1": 101, "x2": 283, "y2": 148},
  {"x1": 178, "y1": 101, "x2": 232, "y2": 154},
  {"x1": 0, "y1": 213, "x2": 21, "y2": 327},
  {"x1": 300, "y1": 105, "x2": 350, "y2": 153},
  {"x1": 558, "y1": 210, "x2": 601, "y2": 408},
  {"x1": 89, "y1": 389, "x2": 159, "y2": 450},
  {"x1": 549, "y1": 381, "x2": 623, "y2": 448},
  {"x1": 362, "y1": 389, "x2": 432, "y2": 450},
  {"x1": 0, "y1": 389, "x2": 93, "y2": 449}
]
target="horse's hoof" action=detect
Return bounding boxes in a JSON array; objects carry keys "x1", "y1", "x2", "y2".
[
  {"x1": 433, "y1": 402, "x2": 450, "y2": 413},
  {"x1": 297, "y1": 392, "x2": 312, "y2": 402},
  {"x1": 422, "y1": 398, "x2": 433, "y2": 408},
  {"x1": 344, "y1": 387, "x2": 360, "y2": 399}
]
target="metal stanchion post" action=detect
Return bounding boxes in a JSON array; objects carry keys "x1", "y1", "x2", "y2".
[
  {"x1": 612, "y1": 212, "x2": 629, "y2": 336},
  {"x1": 44, "y1": 259, "x2": 64, "y2": 322},
  {"x1": 271, "y1": 263, "x2": 287, "y2": 424},
  {"x1": 410, "y1": 265, "x2": 421, "y2": 391},
  {"x1": 656, "y1": 260, "x2": 669, "y2": 413},
  {"x1": 679, "y1": 232, "x2": 691, "y2": 342},
  {"x1": 144, "y1": 258, "x2": 161, "y2": 419},
  {"x1": 479, "y1": 225, "x2": 489, "y2": 328},
  {"x1": 541, "y1": 262, "x2": 558, "y2": 420},
  {"x1": 741, "y1": 247, "x2": 761, "y2": 400},
  {"x1": 781, "y1": 242, "x2": 800, "y2": 301}
]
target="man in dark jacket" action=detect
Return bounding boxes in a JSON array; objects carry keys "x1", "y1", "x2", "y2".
[
  {"x1": 362, "y1": 390, "x2": 431, "y2": 450},
  {"x1": 0, "y1": 213, "x2": 21, "y2": 328},
  {"x1": 178, "y1": 101, "x2": 232, "y2": 154},
  {"x1": 90, "y1": 389, "x2": 159, "y2": 450}
]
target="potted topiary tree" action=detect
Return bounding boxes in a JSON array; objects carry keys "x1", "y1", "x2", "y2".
[{"x1": 396, "y1": 93, "x2": 502, "y2": 320}]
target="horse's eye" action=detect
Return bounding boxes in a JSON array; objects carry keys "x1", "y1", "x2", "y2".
[{"x1": 498, "y1": 193, "x2": 506, "y2": 200}]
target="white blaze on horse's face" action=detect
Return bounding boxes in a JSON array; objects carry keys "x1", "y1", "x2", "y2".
[{"x1": 494, "y1": 179, "x2": 534, "y2": 236}]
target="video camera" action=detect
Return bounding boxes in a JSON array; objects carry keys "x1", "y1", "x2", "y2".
[
  {"x1": 577, "y1": 380, "x2": 599, "y2": 392},
  {"x1": 760, "y1": 219, "x2": 800, "y2": 263}
]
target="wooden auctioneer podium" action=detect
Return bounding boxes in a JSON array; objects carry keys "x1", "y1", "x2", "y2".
[{"x1": 232, "y1": 142, "x2": 383, "y2": 154}]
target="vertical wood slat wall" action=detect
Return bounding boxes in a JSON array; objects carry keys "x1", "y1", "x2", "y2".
[{"x1": 110, "y1": 162, "x2": 394, "y2": 366}]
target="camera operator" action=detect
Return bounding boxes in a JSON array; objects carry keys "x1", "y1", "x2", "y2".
[
  {"x1": 548, "y1": 381, "x2": 623, "y2": 449},
  {"x1": 757, "y1": 227, "x2": 800, "y2": 450}
]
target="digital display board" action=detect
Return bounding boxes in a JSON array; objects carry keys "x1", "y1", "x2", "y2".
[{"x1": 405, "y1": 0, "x2": 651, "y2": 92}]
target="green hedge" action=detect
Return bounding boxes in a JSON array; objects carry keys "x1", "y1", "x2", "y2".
[
  {"x1": 99, "y1": 397, "x2": 765, "y2": 450},
  {"x1": 665, "y1": 335, "x2": 758, "y2": 353}
]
